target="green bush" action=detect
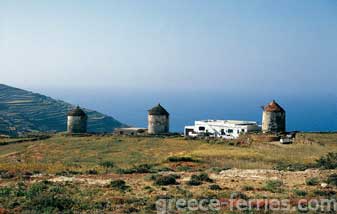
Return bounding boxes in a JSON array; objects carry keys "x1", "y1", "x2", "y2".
[
  {"x1": 192, "y1": 173, "x2": 213, "y2": 182},
  {"x1": 167, "y1": 156, "x2": 199, "y2": 163},
  {"x1": 55, "y1": 170, "x2": 81, "y2": 176},
  {"x1": 0, "y1": 170, "x2": 15, "y2": 179},
  {"x1": 273, "y1": 162, "x2": 311, "y2": 171},
  {"x1": 0, "y1": 187, "x2": 12, "y2": 197},
  {"x1": 118, "y1": 164, "x2": 155, "y2": 174},
  {"x1": 263, "y1": 180, "x2": 283, "y2": 193},
  {"x1": 242, "y1": 185, "x2": 254, "y2": 191},
  {"x1": 24, "y1": 181, "x2": 74, "y2": 212},
  {"x1": 176, "y1": 166, "x2": 193, "y2": 172},
  {"x1": 110, "y1": 180, "x2": 130, "y2": 192},
  {"x1": 293, "y1": 189, "x2": 307, "y2": 197},
  {"x1": 313, "y1": 190, "x2": 336, "y2": 197},
  {"x1": 154, "y1": 175, "x2": 178, "y2": 186},
  {"x1": 100, "y1": 161, "x2": 115, "y2": 168},
  {"x1": 327, "y1": 174, "x2": 337, "y2": 186},
  {"x1": 187, "y1": 173, "x2": 213, "y2": 186},
  {"x1": 86, "y1": 169, "x2": 98, "y2": 175},
  {"x1": 209, "y1": 184, "x2": 222, "y2": 190},
  {"x1": 306, "y1": 177, "x2": 319, "y2": 186},
  {"x1": 316, "y1": 153, "x2": 337, "y2": 169},
  {"x1": 187, "y1": 179, "x2": 202, "y2": 186}
]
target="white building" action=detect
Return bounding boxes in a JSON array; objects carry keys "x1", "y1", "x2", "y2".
[{"x1": 184, "y1": 120, "x2": 261, "y2": 139}]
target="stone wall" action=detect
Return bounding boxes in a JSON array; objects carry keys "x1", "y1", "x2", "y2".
[
  {"x1": 67, "y1": 116, "x2": 87, "y2": 133},
  {"x1": 148, "y1": 115, "x2": 169, "y2": 134},
  {"x1": 262, "y1": 111, "x2": 286, "y2": 133}
]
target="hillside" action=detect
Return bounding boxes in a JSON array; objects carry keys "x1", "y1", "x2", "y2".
[
  {"x1": 0, "y1": 84, "x2": 125, "y2": 135},
  {"x1": 0, "y1": 134, "x2": 337, "y2": 213}
]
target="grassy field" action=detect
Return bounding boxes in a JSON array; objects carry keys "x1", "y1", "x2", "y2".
[
  {"x1": 0, "y1": 133, "x2": 337, "y2": 213},
  {"x1": 0, "y1": 133, "x2": 337, "y2": 173}
]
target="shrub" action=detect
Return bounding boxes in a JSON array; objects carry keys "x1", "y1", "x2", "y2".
[
  {"x1": 86, "y1": 169, "x2": 98, "y2": 175},
  {"x1": 193, "y1": 173, "x2": 213, "y2": 183},
  {"x1": 100, "y1": 161, "x2": 115, "y2": 168},
  {"x1": 132, "y1": 164, "x2": 154, "y2": 173},
  {"x1": 313, "y1": 190, "x2": 336, "y2": 197},
  {"x1": 55, "y1": 170, "x2": 81, "y2": 176},
  {"x1": 316, "y1": 153, "x2": 337, "y2": 169},
  {"x1": 230, "y1": 192, "x2": 249, "y2": 200},
  {"x1": 306, "y1": 177, "x2": 319, "y2": 186},
  {"x1": 110, "y1": 180, "x2": 130, "y2": 192},
  {"x1": 155, "y1": 175, "x2": 178, "y2": 186},
  {"x1": 0, "y1": 187, "x2": 12, "y2": 197},
  {"x1": 167, "y1": 156, "x2": 199, "y2": 163},
  {"x1": 118, "y1": 164, "x2": 155, "y2": 174},
  {"x1": 273, "y1": 162, "x2": 311, "y2": 171},
  {"x1": 293, "y1": 189, "x2": 307, "y2": 197},
  {"x1": 187, "y1": 173, "x2": 213, "y2": 186},
  {"x1": 199, "y1": 173, "x2": 213, "y2": 182},
  {"x1": 0, "y1": 170, "x2": 15, "y2": 179},
  {"x1": 242, "y1": 185, "x2": 254, "y2": 191},
  {"x1": 187, "y1": 179, "x2": 202, "y2": 186},
  {"x1": 209, "y1": 184, "x2": 222, "y2": 190},
  {"x1": 176, "y1": 166, "x2": 193, "y2": 172},
  {"x1": 156, "y1": 167, "x2": 172, "y2": 172},
  {"x1": 25, "y1": 181, "x2": 74, "y2": 212},
  {"x1": 210, "y1": 167, "x2": 231, "y2": 174},
  {"x1": 263, "y1": 180, "x2": 283, "y2": 193},
  {"x1": 327, "y1": 174, "x2": 337, "y2": 186}
]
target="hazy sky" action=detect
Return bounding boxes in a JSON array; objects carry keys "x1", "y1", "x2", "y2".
[{"x1": 1, "y1": 0, "x2": 337, "y2": 94}]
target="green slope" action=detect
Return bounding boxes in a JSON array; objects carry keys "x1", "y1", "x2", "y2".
[{"x1": 0, "y1": 84, "x2": 126, "y2": 135}]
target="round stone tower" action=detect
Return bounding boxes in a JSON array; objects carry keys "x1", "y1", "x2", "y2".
[
  {"x1": 262, "y1": 100, "x2": 286, "y2": 133},
  {"x1": 148, "y1": 104, "x2": 169, "y2": 134},
  {"x1": 67, "y1": 106, "x2": 88, "y2": 134}
]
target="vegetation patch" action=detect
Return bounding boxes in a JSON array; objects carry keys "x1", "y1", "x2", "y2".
[
  {"x1": 0, "y1": 187, "x2": 12, "y2": 197},
  {"x1": 327, "y1": 174, "x2": 337, "y2": 186},
  {"x1": 242, "y1": 185, "x2": 255, "y2": 191},
  {"x1": 167, "y1": 156, "x2": 199, "y2": 163},
  {"x1": 110, "y1": 180, "x2": 130, "y2": 192},
  {"x1": 263, "y1": 180, "x2": 283, "y2": 193},
  {"x1": 117, "y1": 164, "x2": 156, "y2": 174},
  {"x1": 55, "y1": 170, "x2": 82, "y2": 176},
  {"x1": 176, "y1": 166, "x2": 193, "y2": 172},
  {"x1": 0, "y1": 170, "x2": 15, "y2": 179},
  {"x1": 85, "y1": 169, "x2": 98, "y2": 175},
  {"x1": 99, "y1": 161, "x2": 115, "y2": 168},
  {"x1": 24, "y1": 180, "x2": 75, "y2": 212},
  {"x1": 273, "y1": 162, "x2": 312, "y2": 171},
  {"x1": 306, "y1": 177, "x2": 319, "y2": 186},
  {"x1": 209, "y1": 184, "x2": 222, "y2": 190},
  {"x1": 187, "y1": 173, "x2": 213, "y2": 186},
  {"x1": 316, "y1": 153, "x2": 337, "y2": 169},
  {"x1": 313, "y1": 189, "x2": 336, "y2": 197},
  {"x1": 293, "y1": 189, "x2": 307, "y2": 197},
  {"x1": 154, "y1": 175, "x2": 178, "y2": 186}
]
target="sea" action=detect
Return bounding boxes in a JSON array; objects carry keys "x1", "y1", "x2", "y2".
[{"x1": 39, "y1": 88, "x2": 337, "y2": 133}]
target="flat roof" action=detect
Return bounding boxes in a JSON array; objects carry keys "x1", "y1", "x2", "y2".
[
  {"x1": 114, "y1": 127, "x2": 147, "y2": 131},
  {"x1": 197, "y1": 120, "x2": 258, "y2": 125}
]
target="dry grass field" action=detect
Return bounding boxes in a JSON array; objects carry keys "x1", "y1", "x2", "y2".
[{"x1": 0, "y1": 133, "x2": 337, "y2": 213}]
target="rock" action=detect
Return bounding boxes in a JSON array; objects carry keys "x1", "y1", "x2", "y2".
[{"x1": 321, "y1": 183, "x2": 328, "y2": 188}]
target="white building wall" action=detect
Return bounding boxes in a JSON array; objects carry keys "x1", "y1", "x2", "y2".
[{"x1": 184, "y1": 120, "x2": 260, "y2": 139}]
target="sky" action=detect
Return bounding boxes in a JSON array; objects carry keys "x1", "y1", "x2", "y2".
[{"x1": 1, "y1": 0, "x2": 337, "y2": 95}]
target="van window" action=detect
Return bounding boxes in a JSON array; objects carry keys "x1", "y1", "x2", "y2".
[
  {"x1": 199, "y1": 127, "x2": 205, "y2": 131},
  {"x1": 227, "y1": 129, "x2": 233, "y2": 133}
]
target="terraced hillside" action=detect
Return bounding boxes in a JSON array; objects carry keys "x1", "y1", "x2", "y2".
[{"x1": 0, "y1": 84, "x2": 125, "y2": 135}]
